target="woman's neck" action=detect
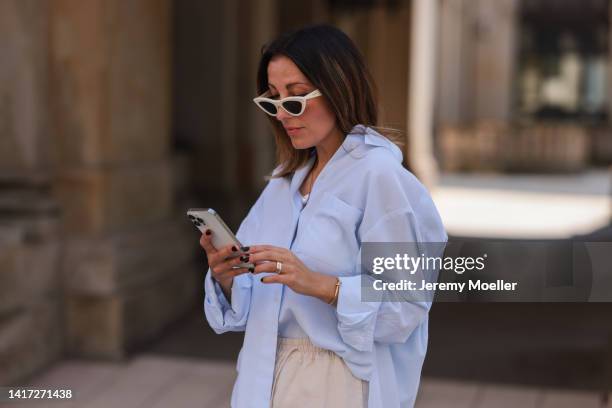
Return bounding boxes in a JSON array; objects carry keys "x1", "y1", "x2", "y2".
[
  {"x1": 300, "y1": 127, "x2": 344, "y2": 196},
  {"x1": 313, "y1": 127, "x2": 344, "y2": 171}
]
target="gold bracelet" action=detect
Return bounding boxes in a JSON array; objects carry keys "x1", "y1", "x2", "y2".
[{"x1": 328, "y1": 277, "x2": 341, "y2": 305}]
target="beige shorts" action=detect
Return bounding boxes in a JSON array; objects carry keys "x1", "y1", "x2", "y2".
[{"x1": 270, "y1": 337, "x2": 369, "y2": 408}]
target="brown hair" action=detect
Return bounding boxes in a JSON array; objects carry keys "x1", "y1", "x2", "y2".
[{"x1": 257, "y1": 24, "x2": 403, "y2": 179}]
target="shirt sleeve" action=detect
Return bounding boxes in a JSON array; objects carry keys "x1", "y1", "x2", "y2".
[
  {"x1": 204, "y1": 266, "x2": 253, "y2": 334},
  {"x1": 203, "y1": 193, "x2": 264, "y2": 334},
  {"x1": 335, "y1": 175, "x2": 447, "y2": 352}
]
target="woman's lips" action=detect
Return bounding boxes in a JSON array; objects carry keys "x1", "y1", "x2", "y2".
[{"x1": 285, "y1": 127, "x2": 303, "y2": 136}]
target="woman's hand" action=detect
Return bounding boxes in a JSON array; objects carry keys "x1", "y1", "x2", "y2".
[
  {"x1": 200, "y1": 229, "x2": 251, "y2": 299},
  {"x1": 245, "y1": 245, "x2": 338, "y2": 304}
]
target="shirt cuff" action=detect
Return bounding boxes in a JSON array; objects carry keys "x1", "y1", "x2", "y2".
[
  {"x1": 213, "y1": 278, "x2": 232, "y2": 310},
  {"x1": 204, "y1": 267, "x2": 252, "y2": 333},
  {"x1": 335, "y1": 274, "x2": 382, "y2": 352}
]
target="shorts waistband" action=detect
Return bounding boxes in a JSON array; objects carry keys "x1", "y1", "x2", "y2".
[{"x1": 276, "y1": 337, "x2": 332, "y2": 355}]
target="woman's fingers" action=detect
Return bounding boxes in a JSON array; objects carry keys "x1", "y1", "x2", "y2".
[
  {"x1": 250, "y1": 260, "x2": 273, "y2": 274},
  {"x1": 199, "y1": 232, "x2": 251, "y2": 282},
  {"x1": 248, "y1": 249, "x2": 288, "y2": 265},
  {"x1": 208, "y1": 243, "x2": 239, "y2": 268},
  {"x1": 208, "y1": 243, "x2": 301, "y2": 283},
  {"x1": 199, "y1": 230, "x2": 217, "y2": 255},
  {"x1": 247, "y1": 245, "x2": 283, "y2": 254},
  {"x1": 250, "y1": 260, "x2": 294, "y2": 275},
  {"x1": 216, "y1": 252, "x2": 248, "y2": 273},
  {"x1": 260, "y1": 273, "x2": 290, "y2": 284},
  {"x1": 217, "y1": 243, "x2": 240, "y2": 263},
  {"x1": 210, "y1": 247, "x2": 251, "y2": 281}
]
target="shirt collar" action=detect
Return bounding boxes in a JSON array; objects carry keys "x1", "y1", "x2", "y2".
[
  {"x1": 342, "y1": 124, "x2": 403, "y2": 162},
  {"x1": 289, "y1": 124, "x2": 402, "y2": 195},
  {"x1": 289, "y1": 154, "x2": 316, "y2": 197}
]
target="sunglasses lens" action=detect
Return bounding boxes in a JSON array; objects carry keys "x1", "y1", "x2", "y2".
[
  {"x1": 259, "y1": 101, "x2": 277, "y2": 115},
  {"x1": 282, "y1": 100, "x2": 303, "y2": 115}
]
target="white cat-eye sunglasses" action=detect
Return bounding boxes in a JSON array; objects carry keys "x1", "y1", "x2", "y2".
[{"x1": 252, "y1": 89, "x2": 322, "y2": 117}]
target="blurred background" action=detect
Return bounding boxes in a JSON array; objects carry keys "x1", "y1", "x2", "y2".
[{"x1": 0, "y1": 0, "x2": 611, "y2": 406}]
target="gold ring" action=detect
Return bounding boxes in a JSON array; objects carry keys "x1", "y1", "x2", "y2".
[{"x1": 276, "y1": 261, "x2": 282, "y2": 274}]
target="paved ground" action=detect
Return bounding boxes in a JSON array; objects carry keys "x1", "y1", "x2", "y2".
[
  {"x1": 147, "y1": 301, "x2": 612, "y2": 391},
  {"x1": 438, "y1": 169, "x2": 610, "y2": 196},
  {"x1": 3, "y1": 354, "x2": 607, "y2": 407},
  {"x1": 433, "y1": 169, "x2": 611, "y2": 238}
]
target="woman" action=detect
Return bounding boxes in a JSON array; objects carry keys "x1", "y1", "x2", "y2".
[{"x1": 201, "y1": 24, "x2": 447, "y2": 408}]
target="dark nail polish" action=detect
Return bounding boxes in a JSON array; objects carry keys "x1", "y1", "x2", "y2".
[
  {"x1": 231, "y1": 246, "x2": 237, "y2": 252},
  {"x1": 241, "y1": 246, "x2": 250, "y2": 252},
  {"x1": 260, "y1": 277, "x2": 264, "y2": 282},
  {"x1": 249, "y1": 267, "x2": 255, "y2": 273},
  {"x1": 205, "y1": 229, "x2": 212, "y2": 236},
  {"x1": 240, "y1": 255, "x2": 250, "y2": 262}
]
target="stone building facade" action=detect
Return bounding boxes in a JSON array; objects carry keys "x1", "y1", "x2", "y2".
[
  {"x1": 437, "y1": 0, "x2": 612, "y2": 171},
  {"x1": 1, "y1": 0, "x2": 198, "y2": 384}
]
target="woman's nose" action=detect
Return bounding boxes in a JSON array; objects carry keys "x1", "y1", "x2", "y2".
[{"x1": 275, "y1": 105, "x2": 291, "y2": 121}]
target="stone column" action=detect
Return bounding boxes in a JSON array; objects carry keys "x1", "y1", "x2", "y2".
[
  {"x1": 472, "y1": 0, "x2": 518, "y2": 121},
  {"x1": 408, "y1": 0, "x2": 440, "y2": 187},
  {"x1": 609, "y1": 3, "x2": 612, "y2": 124},
  {"x1": 437, "y1": 0, "x2": 518, "y2": 124},
  {"x1": 173, "y1": 0, "x2": 231, "y2": 211},
  {"x1": 0, "y1": 0, "x2": 63, "y2": 385},
  {"x1": 332, "y1": 3, "x2": 411, "y2": 165},
  {"x1": 50, "y1": 0, "x2": 197, "y2": 359},
  {"x1": 239, "y1": 0, "x2": 279, "y2": 191},
  {"x1": 438, "y1": 0, "x2": 472, "y2": 125},
  {"x1": 278, "y1": 0, "x2": 329, "y2": 33},
  {"x1": 173, "y1": 0, "x2": 270, "y2": 234},
  {"x1": 331, "y1": 6, "x2": 372, "y2": 82},
  {"x1": 366, "y1": 2, "x2": 411, "y2": 131},
  {"x1": 0, "y1": 0, "x2": 51, "y2": 178}
]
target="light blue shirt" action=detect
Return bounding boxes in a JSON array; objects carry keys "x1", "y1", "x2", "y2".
[
  {"x1": 277, "y1": 188, "x2": 312, "y2": 339},
  {"x1": 204, "y1": 124, "x2": 448, "y2": 408}
]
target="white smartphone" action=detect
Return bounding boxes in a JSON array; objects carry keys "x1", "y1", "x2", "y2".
[{"x1": 187, "y1": 208, "x2": 254, "y2": 269}]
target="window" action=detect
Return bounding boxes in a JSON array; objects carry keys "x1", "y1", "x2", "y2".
[{"x1": 516, "y1": 0, "x2": 610, "y2": 121}]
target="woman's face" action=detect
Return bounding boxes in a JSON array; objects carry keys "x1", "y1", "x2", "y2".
[{"x1": 267, "y1": 55, "x2": 338, "y2": 150}]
